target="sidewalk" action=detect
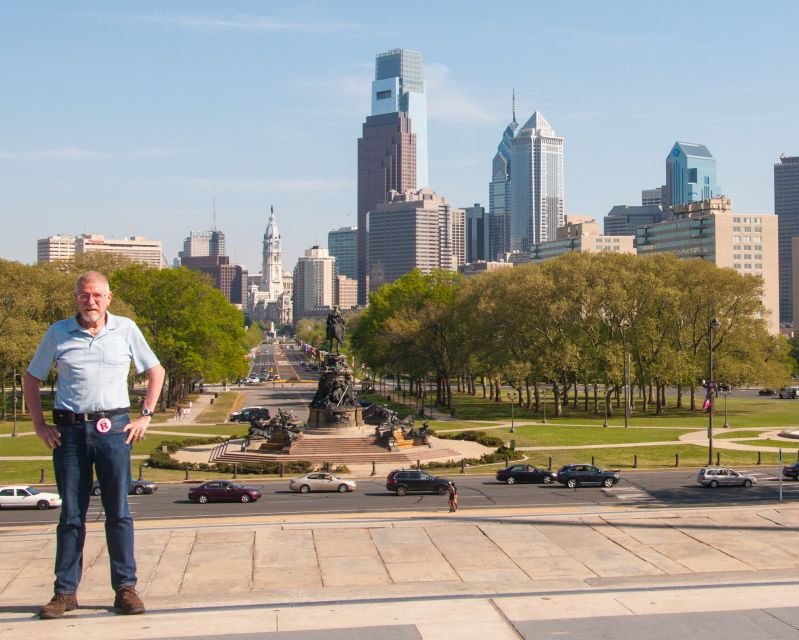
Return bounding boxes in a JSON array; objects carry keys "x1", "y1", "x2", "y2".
[{"x1": 3, "y1": 503, "x2": 799, "y2": 638}]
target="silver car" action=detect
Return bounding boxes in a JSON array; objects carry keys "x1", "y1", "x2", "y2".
[
  {"x1": 289, "y1": 473, "x2": 357, "y2": 494},
  {"x1": 697, "y1": 466, "x2": 757, "y2": 488}
]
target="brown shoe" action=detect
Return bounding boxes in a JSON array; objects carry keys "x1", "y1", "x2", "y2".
[
  {"x1": 114, "y1": 586, "x2": 145, "y2": 615},
  {"x1": 39, "y1": 592, "x2": 78, "y2": 619}
]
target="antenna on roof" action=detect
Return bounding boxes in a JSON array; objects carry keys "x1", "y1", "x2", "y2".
[
  {"x1": 512, "y1": 88, "x2": 517, "y2": 125},
  {"x1": 212, "y1": 184, "x2": 217, "y2": 230}
]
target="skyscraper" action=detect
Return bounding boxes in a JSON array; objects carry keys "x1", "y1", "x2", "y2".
[
  {"x1": 774, "y1": 154, "x2": 799, "y2": 324},
  {"x1": 260, "y1": 206, "x2": 284, "y2": 299},
  {"x1": 328, "y1": 225, "x2": 358, "y2": 279},
  {"x1": 178, "y1": 230, "x2": 225, "y2": 261},
  {"x1": 357, "y1": 112, "x2": 416, "y2": 304},
  {"x1": 665, "y1": 142, "x2": 719, "y2": 206},
  {"x1": 464, "y1": 204, "x2": 489, "y2": 263},
  {"x1": 510, "y1": 111, "x2": 564, "y2": 251},
  {"x1": 372, "y1": 48, "x2": 428, "y2": 188},
  {"x1": 488, "y1": 97, "x2": 518, "y2": 260},
  {"x1": 292, "y1": 246, "x2": 337, "y2": 324},
  {"x1": 357, "y1": 48, "x2": 428, "y2": 305}
]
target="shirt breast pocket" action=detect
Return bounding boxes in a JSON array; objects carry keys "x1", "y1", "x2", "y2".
[{"x1": 101, "y1": 338, "x2": 130, "y2": 366}]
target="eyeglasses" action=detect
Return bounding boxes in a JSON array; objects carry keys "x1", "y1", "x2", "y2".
[{"x1": 76, "y1": 292, "x2": 108, "y2": 303}]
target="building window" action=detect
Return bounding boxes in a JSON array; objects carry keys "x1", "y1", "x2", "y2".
[
  {"x1": 376, "y1": 90, "x2": 392, "y2": 100},
  {"x1": 755, "y1": 263, "x2": 762, "y2": 269},
  {"x1": 743, "y1": 217, "x2": 750, "y2": 223},
  {"x1": 733, "y1": 226, "x2": 741, "y2": 232},
  {"x1": 744, "y1": 263, "x2": 752, "y2": 269},
  {"x1": 734, "y1": 263, "x2": 741, "y2": 269},
  {"x1": 754, "y1": 226, "x2": 762, "y2": 232},
  {"x1": 733, "y1": 254, "x2": 741, "y2": 260},
  {"x1": 744, "y1": 227, "x2": 751, "y2": 232},
  {"x1": 733, "y1": 236, "x2": 740, "y2": 242},
  {"x1": 733, "y1": 217, "x2": 740, "y2": 223}
]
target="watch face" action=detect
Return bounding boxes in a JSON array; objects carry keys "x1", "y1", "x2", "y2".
[{"x1": 141, "y1": 408, "x2": 153, "y2": 417}]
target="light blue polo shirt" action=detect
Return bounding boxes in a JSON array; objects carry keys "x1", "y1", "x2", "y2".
[{"x1": 27, "y1": 312, "x2": 160, "y2": 413}]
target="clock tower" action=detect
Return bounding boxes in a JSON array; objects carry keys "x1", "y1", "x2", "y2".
[{"x1": 260, "y1": 206, "x2": 284, "y2": 299}]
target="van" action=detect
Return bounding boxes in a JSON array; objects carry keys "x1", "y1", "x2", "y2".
[{"x1": 778, "y1": 386, "x2": 799, "y2": 399}]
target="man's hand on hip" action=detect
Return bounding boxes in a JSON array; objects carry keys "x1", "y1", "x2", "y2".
[
  {"x1": 123, "y1": 416, "x2": 151, "y2": 445},
  {"x1": 35, "y1": 424, "x2": 62, "y2": 449}
]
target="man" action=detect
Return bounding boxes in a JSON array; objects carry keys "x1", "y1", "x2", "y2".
[{"x1": 22, "y1": 271, "x2": 165, "y2": 620}]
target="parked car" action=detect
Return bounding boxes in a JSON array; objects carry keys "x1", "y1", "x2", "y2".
[
  {"x1": 782, "y1": 461, "x2": 799, "y2": 481},
  {"x1": 245, "y1": 375, "x2": 260, "y2": 384},
  {"x1": 91, "y1": 479, "x2": 158, "y2": 496},
  {"x1": 188, "y1": 481, "x2": 262, "y2": 504},
  {"x1": 696, "y1": 466, "x2": 757, "y2": 487},
  {"x1": 555, "y1": 464, "x2": 620, "y2": 488},
  {"x1": 759, "y1": 388, "x2": 777, "y2": 396},
  {"x1": 386, "y1": 469, "x2": 452, "y2": 496},
  {"x1": 496, "y1": 464, "x2": 555, "y2": 485},
  {"x1": 778, "y1": 386, "x2": 799, "y2": 399},
  {"x1": 0, "y1": 485, "x2": 62, "y2": 510},
  {"x1": 289, "y1": 473, "x2": 357, "y2": 493},
  {"x1": 717, "y1": 383, "x2": 732, "y2": 392},
  {"x1": 229, "y1": 406, "x2": 271, "y2": 423}
]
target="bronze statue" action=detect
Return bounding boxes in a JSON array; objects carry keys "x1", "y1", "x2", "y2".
[{"x1": 326, "y1": 307, "x2": 345, "y2": 353}]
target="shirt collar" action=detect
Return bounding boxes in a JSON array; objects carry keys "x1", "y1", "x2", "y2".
[{"x1": 68, "y1": 311, "x2": 120, "y2": 334}]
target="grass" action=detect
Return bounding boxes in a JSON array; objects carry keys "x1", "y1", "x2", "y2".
[
  {"x1": 0, "y1": 432, "x2": 221, "y2": 457},
  {"x1": 194, "y1": 392, "x2": 239, "y2": 424},
  {"x1": 147, "y1": 425, "x2": 243, "y2": 437}
]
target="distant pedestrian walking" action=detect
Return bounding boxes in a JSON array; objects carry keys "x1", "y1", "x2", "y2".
[{"x1": 447, "y1": 482, "x2": 458, "y2": 512}]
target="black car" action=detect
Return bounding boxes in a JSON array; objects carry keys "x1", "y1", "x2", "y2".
[
  {"x1": 92, "y1": 479, "x2": 158, "y2": 496},
  {"x1": 555, "y1": 464, "x2": 620, "y2": 488},
  {"x1": 758, "y1": 388, "x2": 776, "y2": 396},
  {"x1": 386, "y1": 469, "x2": 452, "y2": 496},
  {"x1": 783, "y1": 461, "x2": 799, "y2": 480},
  {"x1": 496, "y1": 464, "x2": 555, "y2": 484},
  {"x1": 228, "y1": 406, "x2": 271, "y2": 423}
]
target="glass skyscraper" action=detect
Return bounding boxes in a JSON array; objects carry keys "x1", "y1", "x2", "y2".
[
  {"x1": 371, "y1": 48, "x2": 428, "y2": 188},
  {"x1": 665, "y1": 142, "x2": 719, "y2": 206},
  {"x1": 509, "y1": 111, "x2": 564, "y2": 251},
  {"x1": 775, "y1": 154, "x2": 799, "y2": 324},
  {"x1": 328, "y1": 225, "x2": 358, "y2": 280},
  {"x1": 488, "y1": 101, "x2": 518, "y2": 260}
]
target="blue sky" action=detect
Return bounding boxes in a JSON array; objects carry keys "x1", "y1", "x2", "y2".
[{"x1": 2, "y1": 1, "x2": 797, "y2": 274}]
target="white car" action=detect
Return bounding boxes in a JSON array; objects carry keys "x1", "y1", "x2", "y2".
[
  {"x1": 0, "y1": 485, "x2": 62, "y2": 510},
  {"x1": 289, "y1": 473, "x2": 357, "y2": 493}
]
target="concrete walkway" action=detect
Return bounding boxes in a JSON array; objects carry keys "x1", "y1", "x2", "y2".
[{"x1": 4, "y1": 503, "x2": 799, "y2": 638}]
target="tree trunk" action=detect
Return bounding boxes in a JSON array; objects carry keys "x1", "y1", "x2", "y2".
[
  {"x1": 583, "y1": 379, "x2": 589, "y2": 412},
  {"x1": 676, "y1": 384, "x2": 683, "y2": 409},
  {"x1": 655, "y1": 380, "x2": 663, "y2": 415},
  {"x1": 554, "y1": 383, "x2": 564, "y2": 418},
  {"x1": 481, "y1": 375, "x2": 486, "y2": 399},
  {"x1": 495, "y1": 377, "x2": 502, "y2": 402},
  {"x1": 593, "y1": 384, "x2": 599, "y2": 414},
  {"x1": 534, "y1": 384, "x2": 541, "y2": 412},
  {"x1": 690, "y1": 385, "x2": 696, "y2": 411},
  {"x1": 1, "y1": 374, "x2": 6, "y2": 421},
  {"x1": 605, "y1": 388, "x2": 615, "y2": 418},
  {"x1": 525, "y1": 382, "x2": 531, "y2": 409}
]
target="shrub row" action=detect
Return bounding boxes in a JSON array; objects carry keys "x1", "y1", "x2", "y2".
[{"x1": 434, "y1": 430, "x2": 505, "y2": 448}]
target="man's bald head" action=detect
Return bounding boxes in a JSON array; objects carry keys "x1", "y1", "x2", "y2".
[{"x1": 75, "y1": 271, "x2": 110, "y2": 294}]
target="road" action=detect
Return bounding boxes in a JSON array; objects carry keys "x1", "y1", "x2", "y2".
[{"x1": 4, "y1": 468, "x2": 798, "y2": 528}]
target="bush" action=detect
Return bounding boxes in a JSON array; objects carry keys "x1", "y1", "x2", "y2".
[{"x1": 436, "y1": 430, "x2": 505, "y2": 448}]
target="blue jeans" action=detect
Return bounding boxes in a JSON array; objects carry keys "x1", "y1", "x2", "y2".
[{"x1": 52, "y1": 413, "x2": 136, "y2": 594}]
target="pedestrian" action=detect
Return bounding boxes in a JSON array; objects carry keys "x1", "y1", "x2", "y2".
[
  {"x1": 447, "y1": 482, "x2": 458, "y2": 512},
  {"x1": 182, "y1": 407, "x2": 190, "y2": 420},
  {"x1": 174, "y1": 406, "x2": 181, "y2": 421},
  {"x1": 22, "y1": 271, "x2": 165, "y2": 620}
]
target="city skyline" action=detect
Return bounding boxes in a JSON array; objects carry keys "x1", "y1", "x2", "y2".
[{"x1": 2, "y1": 2, "x2": 798, "y2": 274}]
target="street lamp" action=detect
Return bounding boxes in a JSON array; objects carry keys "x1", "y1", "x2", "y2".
[
  {"x1": 619, "y1": 321, "x2": 631, "y2": 429},
  {"x1": 602, "y1": 387, "x2": 609, "y2": 428},
  {"x1": 707, "y1": 317, "x2": 721, "y2": 465},
  {"x1": 507, "y1": 391, "x2": 516, "y2": 433},
  {"x1": 722, "y1": 388, "x2": 730, "y2": 429}
]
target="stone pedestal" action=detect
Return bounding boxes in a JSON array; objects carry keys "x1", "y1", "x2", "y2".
[
  {"x1": 307, "y1": 406, "x2": 365, "y2": 432},
  {"x1": 307, "y1": 352, "x2": 363, "y2": 433}
]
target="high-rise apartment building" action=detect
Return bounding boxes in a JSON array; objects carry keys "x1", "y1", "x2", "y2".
[
  {"x1": 372, "y1": 49, "x2": 428, "y2": 188},
  {"x1": 367, "y1": 188, "x2": 465, "y2": 292},
  {"x1": 357, "y1": 111, "x2": 416, "y2": 304},
  {"x1": 774, "y1": 154, "x2": 799, "y2": 324},
  {"x1": 637, "y1": 197, "x2": 779, "y2": 335},
  {"x1": 292, "y1": 246, "x2": 337, "y2": 324},
  {"x1": 37, "y1": 235, "x2": 76, "y2": 263},
  {"x1": 336, "y1": 275, "x2": 358, "y2": 310},
  {"x1": 181, "y1": 255, "x2": 247, "y2": 306},
  {"x1": 510, "y1": 111, "x2": 564, "y2": 251},
  {"x1": 464, "y1": 204, "x2": 489, "y2": 263},
  {"x1": 489, "y1": 100, "x2": 518, "y2": 260},
  {"x1": 328, "y1": 225, "x2": 358, "y2": 280},
  {"x1": 665, "y1": 142, "x2": 719, "y2": 206}
]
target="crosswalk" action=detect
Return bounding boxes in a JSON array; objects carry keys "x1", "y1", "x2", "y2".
[{"x1": 603, "y1": 486, "x2": 658, "y2": 503}]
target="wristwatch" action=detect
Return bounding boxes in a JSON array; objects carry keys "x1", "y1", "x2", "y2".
[{"x1": 141, "y1": 407, "x2": 154, "y2": 417}]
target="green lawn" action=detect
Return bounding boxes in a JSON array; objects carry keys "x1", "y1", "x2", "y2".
[
  {"x1": 194, "y1": 392, "x2": 239, "y2": 424},
  {"x1": 148, "y1": 425, "x2": 244, "y2": 437},
  {"x1": 0, "y1": 432, "x2": 221, "y2": 457}
]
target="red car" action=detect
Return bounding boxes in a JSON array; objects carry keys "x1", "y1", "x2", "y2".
[{"x1": 188, "y1": 481, "x2": 262, "y2": 504}]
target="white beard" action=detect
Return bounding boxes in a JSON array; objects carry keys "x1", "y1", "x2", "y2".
[{"x1": 80, "y1": 310, "x2": 101, "y2": 324}]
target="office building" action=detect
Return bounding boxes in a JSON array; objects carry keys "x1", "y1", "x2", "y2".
[
  {"x1": 328, "y1": 225, "x2": 358, "y2": 280},
  {"x1": 665, "y1": 142, "x2": 720, "y2": 206},
  {"x1": 603, "y1": 205, "x2": 665, "y2": 239},
  {"x1": 775, "y1": 154, "x2": 799, "y2": 324},
  {"x1": 357, "y1": 111, "x2": 416, "y2": 304},
  {"x1": 637, "y1": 197, "x2": 779, "y2": 334},
  {"x1": 367, "y1": 188, "x2": 465, "y2": 292},
  {"x1": 292, "y1": 246, "x2": 337, "y2": 324},
  {"x1": 489, "y1": 99, "x2": 518, "y2": 260},
  {"x1": 464, "y1": 204, "x2": 489, "y2": 263},
  {"x1": 37, "y1": 235, "x2": 76, "y2": 263},
  {"x1": 642, "y1": 186, "x2": 667, "y2": 207},
  {"x1": 181, "y1": 255, "x2": 247, "y2": 306},
  {"x1": 336, "y1": 275, "x2": 358, "y2": 310},
  {"x1": 178, "y1": 230, "x2": 225, "y2": 262},
  {"x1": 530, "y1": 219, "x2": 635, "y2": 264},
  {"x1": 460, "y1": 261, "x2": 514, "y2": 277},
  {"x1": 372, "y1": 48, "x2": 428, "y2": 188},
  {"x1": 510, "y1": 111, "x2": 564, "y2": 251}
]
